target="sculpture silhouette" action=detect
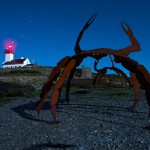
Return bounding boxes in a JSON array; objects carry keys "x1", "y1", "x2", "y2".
[{"x1": 36, "y1": 14, "x2": 150, "y2": 128}]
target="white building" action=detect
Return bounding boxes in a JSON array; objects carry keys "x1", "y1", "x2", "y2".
[{"x1": 2, "y1": 45, "x2": 30, "y2": 68}]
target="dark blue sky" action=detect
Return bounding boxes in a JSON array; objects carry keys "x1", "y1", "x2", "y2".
[{"x1": 0, "y1": 0, "x2": 150, "y2": 75}]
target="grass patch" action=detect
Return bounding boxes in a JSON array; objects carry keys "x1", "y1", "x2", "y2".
[
  {"x1": 31, "y1": 89, "x2": 41, "y2": 97},
  {"x1": 1, "y1": 70, "x2": 42, "y2": 76},
  {"x1": 0, "y1": 97, "x2": 18, "y2": 106}
]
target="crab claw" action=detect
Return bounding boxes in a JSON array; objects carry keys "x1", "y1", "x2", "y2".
[
  {"x1": 75, "y1": 13, "x2": 97, "y2": 55},
  {"x1": 121, "y1": 22, "x2": 133, "y2": 37},
  {"x1": 83, "y1": 13, "x2": 97, "y2": 30}
]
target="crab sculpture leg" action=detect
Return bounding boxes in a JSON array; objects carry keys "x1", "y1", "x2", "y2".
[
  {"x1": 50, "y1": 56, "x2": 84, "y2": 121},
  {"x1": 109, "y1": 54, "x2": 140, "y2": 110},
  {"x1": 66, "y1": 67, "x2": 76, "y2": 104},
  {"x1": 114, "y1": 56, "x2": 150, "y2": 127},
  {"x1": 129, "y1": 72, "x2": 141, "y2": 111},
  {"x1": 36, "y1": 56, "x2": 71, "y2": 115}
]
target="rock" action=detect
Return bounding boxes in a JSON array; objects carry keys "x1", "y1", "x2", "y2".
[
  {"x1": 20, "y1": 84, "x2": 36, "y2": 97},
  {"x1": 0, "y1": 91, "x2": 7, "y2": 98},
  {"x1": 0, "y1": 81, "x2": 35, "y2": 97}
]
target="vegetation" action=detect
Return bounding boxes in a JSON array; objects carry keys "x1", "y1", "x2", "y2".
[
  {"x1": 31, "y1": 89, "x2": 41, "y2": 97},
  {"x1": 0, "y1": 70, "x2": 42, "y2": 76},
  {"x1": 0, "y1": 97, "x2": 19, "y2": 106}
]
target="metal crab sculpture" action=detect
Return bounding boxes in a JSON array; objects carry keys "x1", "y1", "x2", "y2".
[{"x1": 36, "y1": 14, "x2": 150, "y2": 127}]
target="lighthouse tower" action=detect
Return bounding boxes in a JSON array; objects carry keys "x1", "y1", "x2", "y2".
[
  {"x1": 2, "y1": 44, "x2": 31, "y2": 68},
  {"x1": 4, "y1": 45, "x2": 15, "y2": 62}
]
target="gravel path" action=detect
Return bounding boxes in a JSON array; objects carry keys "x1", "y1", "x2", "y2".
[{"x1": 0, "y1": 88, "x2": 150, "y2": 150}]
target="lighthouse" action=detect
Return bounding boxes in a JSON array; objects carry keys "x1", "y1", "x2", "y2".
[
  {"x1": 4, "y1": 45, "x2": 15, "y2": 62},
  {"x1": 2, "y1": 44, "x2": 31, "y2": 68}
]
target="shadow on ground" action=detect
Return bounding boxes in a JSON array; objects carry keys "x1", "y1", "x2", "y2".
[
  {"x1": 23, "y1": 141, "x2": 76, "y2": 150},
  {"x1": 11, "y1": 99, "x2": 146, "y2": 128},
  {"x1": 11, "y1": 101, "x2": 46, "y2": 122}
]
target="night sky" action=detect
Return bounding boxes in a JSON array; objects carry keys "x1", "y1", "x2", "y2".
[{"x1": 0, "y1": 0, "x2": 150, "y2": 75}]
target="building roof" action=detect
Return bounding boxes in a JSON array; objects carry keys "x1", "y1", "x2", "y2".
[{"x1": 2, "y1": 59, "x2": 26, "y2": 65}]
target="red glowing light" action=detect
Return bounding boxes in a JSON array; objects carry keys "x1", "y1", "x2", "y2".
[
  {"x1": 3, "y1": 38, "x2": 17, "y2": 52},
  {"x1": 4, "y1": 42, "x2": 15, "y2": 54},
  {"x1": 8, "y1": 45, "x2": 13, "y2": 52},
  {"x1": 8, "y1": 45, "x2": 13, "y2": 48},
  {"x1": 7, "y1": 44, "x2": 13, "y2": 50}
]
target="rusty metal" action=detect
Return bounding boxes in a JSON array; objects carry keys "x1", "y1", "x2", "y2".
[
  {"x1": 36, "y1": 14, "x2": 150, "y2": 126},
  {"x1": 129, "y1": 72, "x2": 141, "y2": 111},
  {"x1": 36, "y1": 56, "x2": 71, "y2": 115}
]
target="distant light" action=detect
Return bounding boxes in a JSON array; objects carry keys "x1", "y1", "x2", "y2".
[
  {"x1": 8, "y1": 45, "x2": 13, "y2": 48},
  {"x1": 3, "y1": 38, "x2": 17, "y2": 50},
  {"x1": 5, "y1": 43, "x2": 15, "y2": 54},
  {"x1": 7, "y1": 44, "x2": 13, "y2": 51}
]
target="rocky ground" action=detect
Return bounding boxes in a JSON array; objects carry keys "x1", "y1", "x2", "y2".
[
  {"x1": 0, "y1": 85, "x2": 150, "y2": 150},
  {"x1": 0, "y1": 75, "x2": 48, "y2": 89},
  {"x1": 0, "y1": 75, "x2": 48, "y2": 98}
]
